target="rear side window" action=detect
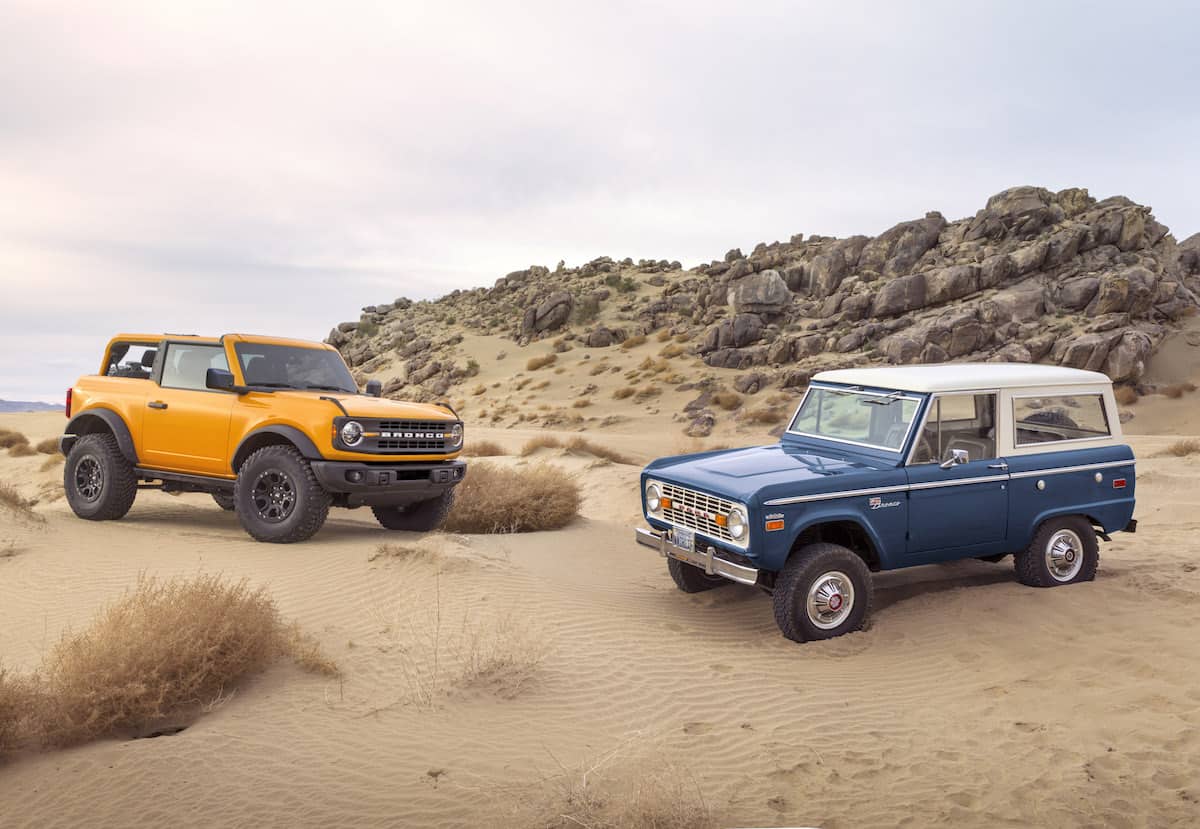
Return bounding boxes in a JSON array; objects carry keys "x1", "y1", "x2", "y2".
[
  {"x1": 160, "y1": 344, "x2": 229, "y2": 391},
  {"x1": 1014, "y1": 394, "x2": 1111, "y2": 445},
  {"x1": 105, "y1": 342, "x2": 159, "y2": 379}
]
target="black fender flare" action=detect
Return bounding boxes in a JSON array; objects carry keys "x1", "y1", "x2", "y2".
[
  {"x1": 232, "y1": 425, "x2": 323, "y2": 473},
  {"x1": 64, "y1": 409, "x2": 139, "y2": 465}
]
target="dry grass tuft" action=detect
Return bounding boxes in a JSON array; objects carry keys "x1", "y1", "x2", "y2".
[
  {"x1": 659, "y1": 343, "x2": 685, "y2": 358},
  {"x1": 633, "y1": 385, "x2": 661, "y2": 402},
  {"x1": 572, "y1": 398, "x2": 591, "y2": 408},
  {"x1": 462, "y1": 439, "x2": 507, "y2": 457},
  {"x1": 1162, "y1": 382, "x2": 1198, "y2": 399},
  {"x1": 1163, "y1": 439, "x2": 1200, "y2": 457},
  {"x1": 8, "y1": 443, "x2": 36, "y2": 458},
  {"x1": 711, "y1": 390, "x2": 742, "y2": 411},
  {"x1": 1113, "y1": 385, "x2": 1138, "y2": 405},
  {"x1": 0, "y1": 483, "x2": 38, "y2": 520},
  {"x1": 368, "y1": 543, "x2": 435, "y2": 562},
  {"x1": 520, "y1": 435, "x2": 563, "y2": 456},
  {"x1": 655, "y1": 330, "x2": 672, "y2": 342},
  {"x1": 526, "y1": 354, "x2": 558, "y2": 371},
  {"x1": 741, "y1": 406, "x2": 788, "y2": 425},
  {"x1": 563, "y1": 436, "x2": 632, "y2": 465},
  {"x1": 34, "y1": 438, "x2": 59, "y2": 455},
  {"x1": 0, "y1": 429, "x2": 30, "y2": 450},
  {"x1": 507, "y1": 742, "x2": 717, "y2": 829},
  {"x1": 613, "y1": 386, "x2": 636, "y2": 400},
  {"x1": 442, "y1": 462, "x2": 580, "y2": 534},
  {"x1": 620, "y1": 334, "x2": 647, "y2": 350},
  {"x1": 0, "y1": 576, "x2": 340, "y2": 755}
]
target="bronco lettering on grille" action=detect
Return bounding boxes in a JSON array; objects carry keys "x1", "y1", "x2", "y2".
[{"x1": 380, "y1": 432, "x2": 445, "y2": 439}]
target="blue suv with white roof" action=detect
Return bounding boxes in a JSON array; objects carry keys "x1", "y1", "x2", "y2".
[{"x1": 635, "y1": 364, "x2": 1137, "y2": 642}]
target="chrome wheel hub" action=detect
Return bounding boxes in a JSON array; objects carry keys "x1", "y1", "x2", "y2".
[
  {"x1": 252, "y1": 469, "x2": 296, "y2": 523},
  {"x1": 1046, "y1": 529, "x2": 1084, "y2": 582},
  {"x1": 806, "y1": 571, "x2": 855, "y2": 630},
  {"x1": 74, "y1": 456, "x2": 103, "y2": 502}
]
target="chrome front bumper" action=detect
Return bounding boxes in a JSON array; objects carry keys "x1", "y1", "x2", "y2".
[{"x1": 635, "y1": 526, "x2": 760, "y2": 586}]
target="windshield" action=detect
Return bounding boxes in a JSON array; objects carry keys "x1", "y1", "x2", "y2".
[
  {"x1": 788, "y1": 385, "x2": 921, "y2": 451},
  {"x1": 234, "y1": 343, "x2": 357, "y2": 393}
]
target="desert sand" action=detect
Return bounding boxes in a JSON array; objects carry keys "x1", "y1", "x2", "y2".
[{"x1": 2, "y1": 340, "x2": 1200, "y2": 828}]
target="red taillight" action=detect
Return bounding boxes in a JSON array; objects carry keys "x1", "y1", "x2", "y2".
[
  {"x1": 1113, "y1": 478, "x2": 1127, "y2": 489},
  {"x1": 65, "y1": 388, "x2": 72, "y2": 418}
]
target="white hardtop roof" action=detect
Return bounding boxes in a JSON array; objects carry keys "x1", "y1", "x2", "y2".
[{"x1": 813, "y1": 363, "x2": 1112, "y2": 394}]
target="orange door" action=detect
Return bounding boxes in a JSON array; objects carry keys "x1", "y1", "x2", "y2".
[{"x1": 141, "y1": 342, "x2": 236, "y2": 476}]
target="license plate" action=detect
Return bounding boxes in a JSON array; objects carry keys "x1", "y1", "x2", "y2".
[{"x1": 672, "y1": 527, "x2": 694, "y2": 552}]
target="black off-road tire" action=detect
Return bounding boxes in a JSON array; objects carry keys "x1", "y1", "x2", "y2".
[
  {"x1": 371, "y1": 489, "x2": 455, "y2": 532},
  {"x1": 772, "y1": 542, "x2": 873, "y2": 643},
  {"x1": 235, "y1": 445, "x2": 330, "y2": 543},
  {"x1": 64, "y1": 432, "x2": 138, "y2": 520},
  {"x1": 667, "y1": 556, "x2": 729, "y2": 593},
  {"x1": 212, "y1": 491, "x2": 236, "y2": 511},
  {"x1": 1014, "y1": 515, "x2": 1099, "y2": 587}
]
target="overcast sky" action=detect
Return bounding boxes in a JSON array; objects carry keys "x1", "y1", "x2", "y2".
[{"x1": 1, "y1": 1, "x2": 1197, "y2": 402}]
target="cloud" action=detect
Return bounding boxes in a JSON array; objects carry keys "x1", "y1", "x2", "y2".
[{"x1": 1, "y1": 0, "x2": 1198, "y2": 400}]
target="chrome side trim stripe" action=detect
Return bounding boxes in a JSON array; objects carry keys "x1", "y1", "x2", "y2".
[
  {"x1": 1008, "y1": 460, "x2": 1134, "y2": 480},
  {"x1": 764, "y1": 484, "x2": 911, "y2": 507},
  {"x1": 907, "y1": 474, "x2": 1009, "y2": 491},
  {"x1": 764, "y1": 459, "x2": 1135, "y2": 506}
]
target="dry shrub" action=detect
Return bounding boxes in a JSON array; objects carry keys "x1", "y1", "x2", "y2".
[
  {"x1": 712, "y1": 391, "x2": 742, "y2": 411},
  {"x1": 1113, "y1": 385, "x2": 1138, "y2": 405},
  {"x1": 633, "y1": 385, "x2": 661, "y2": 402},
  {"x1": 564, "y1": 436, "x2": 632, "y2": 465},
  {"x1": 28, "y1": 575, "x2": 337, "y2": 748},
  {"x1": 620, "y1": 334, "x2": 647, "y2": 350},
  {"x1": 1162, "y1": 382, "x2": 1197, "y2": 399},
  {"x1": 8, "y1": 443, "x2": 36, "y2": 458},
  {"x1": 613, "y1": 386, "x2": 636, "y2": 400},
  {"x1": 741, "y1": 406, "x2": 787, "y2": 425},
  {"x1": 0, "y1": 667, "x2": 37, "y2": 757},
  {"x1": 526, "y1": 354, "x2": 558, "y2": 371},
  {"x1": 655, "y1": 330, "x2": 672, "y2": 342},
  {"x1": 462, "y1": 439, "x2": 506, "y2": 457},
  {"x1": 1164, "y1": 439, "x2": 1200, "y2": 457},
  {"x1": 520, "y1": 435, "x2": 564, "y2": 455},
  {"x1": 506, "y1": 743, "x2": 716, "y2": 829},
  {"x1": 442, "y1": 462, "x2": 580, "y2": 533},
  {"x1": 34, "y1": 438, "x2": 58, "y2": 455},
  {"x1": 589, "y1": 364, "x2": 608, "y2": 376},
  {"x1": 0, "y1": 483, "x2": 37, "y2": 520},
  {"x1": 572, "y1": 399, "x2": 592, "y2": 408},
  {"x1": 471, "y1": 384, "x2": 487, "y2": 396},
  {"x1": 659, "y1": 343, "x2": 685, "y2": 358},
  {"x1": 0, "y1": 429, "x2": 30, "y2": 450},
  {"x1": 532, "y1": 379, "x2": 550, "y2": 390}
]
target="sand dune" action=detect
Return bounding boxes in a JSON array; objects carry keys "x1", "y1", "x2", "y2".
[{"x1": 2, "y1": 397, "x2": 1200, "y2": 828}]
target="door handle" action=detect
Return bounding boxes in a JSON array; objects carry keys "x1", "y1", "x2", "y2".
[
  {"x1": 147, "y1": 401, "x2": 168, "y2": 410},
  {"x1": 988, "y1": 462, "x2": 1008, "y2": 470}
]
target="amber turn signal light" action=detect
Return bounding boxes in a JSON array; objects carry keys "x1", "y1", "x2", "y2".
[
  {"x1": 660, "y1": 497, "x2": 672, "y2": 510},
  {"x1": 765, "y1": 519, "x2": 785, "y2": 532}
]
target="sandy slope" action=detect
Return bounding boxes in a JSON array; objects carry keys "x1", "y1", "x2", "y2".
[{"x1": 2, "y1": 394, "x2": 1200, "y2": 827}]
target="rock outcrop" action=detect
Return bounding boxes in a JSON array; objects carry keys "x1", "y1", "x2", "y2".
[{"x1": 327, "y1": 186, "x2": 1198, "y2": 401}]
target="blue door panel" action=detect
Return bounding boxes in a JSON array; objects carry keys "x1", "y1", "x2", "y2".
[{"x1": 905, "y1": 461, "x2": 1009, "y2": 558}]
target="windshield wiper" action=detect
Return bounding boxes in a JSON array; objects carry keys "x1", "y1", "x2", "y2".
[
  {"x1": 250, "y1": 382, "x2": 295, "y2": 389},
  {"x1": 863, "y1": 390, "x2": 905, "y2": 406},
  {"x1": 304, "y1": 384, "x2": 355, "y2": 393}
]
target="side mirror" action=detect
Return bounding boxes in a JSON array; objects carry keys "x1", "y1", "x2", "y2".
[
  {"x1": 206, "y1": 368, "x2": 236, "y2": 392},
  {"x1": 364, "y1": 379, "x2": 382, "y2": 398},
  {"x1": 940, "y1": 448, "x2": 970, "y2": 469}
]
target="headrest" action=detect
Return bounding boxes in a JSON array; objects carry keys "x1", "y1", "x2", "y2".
[{"x1": 141, "y1": 349, "x2": 157, "y2": 368}]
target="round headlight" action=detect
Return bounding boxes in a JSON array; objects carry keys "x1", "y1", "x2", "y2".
[
  {"x1": 341, "y1": 420, "x2": 364, "y2": 447},
  {"x1": 727, "y1": 506, "x2": 747, "y2": 540},
  {"x1": 646, "y1": 482, "x2": 662, "y2": 513},
  {"x1": 448, "y1": 423, "x2": 464, "y2": 449}
]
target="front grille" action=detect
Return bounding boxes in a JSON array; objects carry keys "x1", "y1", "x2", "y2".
[
  {"x1": 342, "y1": 418, "x2": 457, "y2": 454},
  {"x1": 660, "y1": 482, "x2": 741, "y2": 546}
]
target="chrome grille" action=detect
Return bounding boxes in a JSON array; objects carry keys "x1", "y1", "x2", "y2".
[{"x1": 660, "y1": 482, "x2": 739, "y2": 545}]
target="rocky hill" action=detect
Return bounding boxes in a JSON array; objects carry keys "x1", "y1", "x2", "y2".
[{"x1": 327, "y1": 186, "x2": 1200, "y2": 433}]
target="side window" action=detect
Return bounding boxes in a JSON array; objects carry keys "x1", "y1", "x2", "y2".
[
  {"x1": 105, "y1": 343, "x2": 159, "y2": 379},
  {"x1": 911, "y1": 393, "x2": 997, "y2": 464},
  {"x1": 160, "y1": 344, "x2": 229, "y2": 391},
  {"x1": 1014, "y1": 394, "x2": 1111, "y2": 445}
]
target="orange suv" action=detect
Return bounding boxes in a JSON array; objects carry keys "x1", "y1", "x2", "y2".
[{"x1": 59, "y1": 333, "x2": 465, "y2": 542}]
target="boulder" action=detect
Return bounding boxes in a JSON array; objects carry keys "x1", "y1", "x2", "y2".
[
  {"x1": 871, "y1": 273, "x2": 927, "y2": 317},
  {"x1": 685, "y1": 410, "x2": 716, "y2": 438},
  {"x1": 522, "y1": 291, "x2": 574, "y2": 334},
  {"x1": 1103, "y1": 330, "x2": 1153, "y2": 382},
  {"x1": 925, "y1": 264, "x2": 980, "y2": 305},
  {"x1": 585, "y1": 327, "x2": 616, "y2": 347},
  {"x1": 734, "y1": 372, "x2": 768, "y2": 394},
  {"x1": 699, "y1": 314, "x2": 765, "y2": 353},
  {"x1": 730, "y1": 270, "x2": 791, "y2": 314}
]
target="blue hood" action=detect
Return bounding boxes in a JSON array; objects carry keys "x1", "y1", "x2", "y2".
[{"x1": 643, "y1": 441, "x2": 904, "y2": 506}]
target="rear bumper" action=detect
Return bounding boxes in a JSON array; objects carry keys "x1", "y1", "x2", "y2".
[
  {"x1": 310, "y1": 460, "x2": 466, "y2": 506},
  {"x1": 635, "y1": 526, "x2": 760, "y2": 586}
]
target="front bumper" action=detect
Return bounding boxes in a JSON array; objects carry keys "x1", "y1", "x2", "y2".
[
  {"x1": 635, "y1": 526, "x2": 760, "y2": 586},
  {"x1": 310, "y1": 459, "x2": 466, "y2": 506}
]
